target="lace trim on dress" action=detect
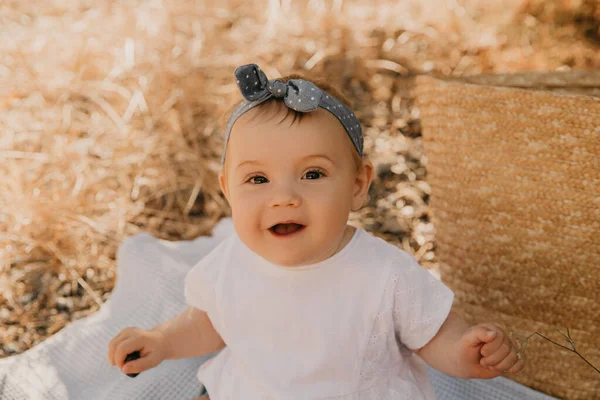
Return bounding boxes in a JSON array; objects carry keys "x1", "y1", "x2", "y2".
[{"x1": 358, "y1": 269, "x2": 397, "y2": 387}]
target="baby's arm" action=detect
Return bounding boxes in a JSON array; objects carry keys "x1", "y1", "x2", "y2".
[
  {"x1": 151, "y1": 306, "x2": 225, "y2": 360},
  {"x1": 413, "y1": 311, "x2": 524, "y2": 379},
  {"x1": 413, "y1": 310, "x2": 471, "y2": 377}
]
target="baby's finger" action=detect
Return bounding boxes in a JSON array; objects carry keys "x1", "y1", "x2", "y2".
[
  {"x1": 122, "y1": 354, "x2": 154, "y2": 375},
  {"x1": 491, "y1": 349, "x2": 519, "y2": 372},
  {"x1": 505, "y1": 355, "x2": 526, "y2": 374},
  {"x1": 480, "y1": 330, "x2": 505, "y2": 357},
  {"x1": 462, "y1": 326, "x2": 497, "y2": 348},
  {"x1": 108, "y1": 330, "x2": 132, "y2": 366},
  {"x1": 114, "y1": 337, "x2": 144, "y2": 369},
  {"x1": 108, "y1": 328, "x2": 140, "y2": 365},
  {"x1": 481, "y1": 341, "x2": 512, "y2": 367}
]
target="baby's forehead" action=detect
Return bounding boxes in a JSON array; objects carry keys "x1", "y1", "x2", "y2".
[
  {"x1": 234, "y1": 123, "x2": 341, "y2": 153},
  {"x1": 225, "y1": 99, "x2": 357, "y2": 169},
  {"x1": 235, "y1": 100, "x2": 346, "y2": 134}
]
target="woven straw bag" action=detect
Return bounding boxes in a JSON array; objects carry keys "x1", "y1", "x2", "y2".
[{"x1": 414, "y1": 73, "x2": 600, "y2": 400}]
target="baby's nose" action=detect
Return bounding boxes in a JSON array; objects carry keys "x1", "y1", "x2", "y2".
[{"x1": 268, "y1": 185, "x2": 302, "y2": 208}]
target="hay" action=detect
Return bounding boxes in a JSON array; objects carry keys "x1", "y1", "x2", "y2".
[
  {"x1": 415, "y1": 74, "x2": 600, "y2": 399},
  {"x1": 1, "y1": 1, "x2": 600, "y2": 391}
]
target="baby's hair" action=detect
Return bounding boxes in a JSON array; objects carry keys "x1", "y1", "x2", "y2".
[{"x1": 219, "y1": 72, "x2": 365, "y2": 172}]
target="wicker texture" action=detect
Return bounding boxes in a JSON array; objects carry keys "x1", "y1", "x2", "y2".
[{"x1": 415, "y1": 74, "x2": 600, "y2": 400}]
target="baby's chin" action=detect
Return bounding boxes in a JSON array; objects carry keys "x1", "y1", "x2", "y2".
[
  {"x1": 236, "y1": 231, "x2": 314, "y2": 267},
  {"x1": 261, "y1": 251, "x2": 317, "y2": 268},
  {"x1": 257, "y1": 244, "x2": 329, "y2": 268}
]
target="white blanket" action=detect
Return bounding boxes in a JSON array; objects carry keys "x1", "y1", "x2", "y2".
[{"x1": 0, "y1": 218, "x2": 557, "y2": 399}]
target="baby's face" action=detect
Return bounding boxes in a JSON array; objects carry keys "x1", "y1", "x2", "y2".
[{"x1": 219, "y1": 102, "x2": 370, "y2": 267}]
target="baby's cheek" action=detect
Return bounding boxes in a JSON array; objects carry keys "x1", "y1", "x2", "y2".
[
  {"x1": 313, "y1": 184, "x2": 350, "y2": 205},
  {"x1": 312, "y1": 196, "x2": 347, "y2": 220},
  {"x1": 232, "y1": 194, "x2": 263, "y2": 217}
]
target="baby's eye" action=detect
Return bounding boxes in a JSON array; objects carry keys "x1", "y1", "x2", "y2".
[
  {"x1": 303, "y1": 169, "x2": 326, "y2": 180},
  {"x1": 247, "y1": 175, "x2": 269, "y2": 184}
]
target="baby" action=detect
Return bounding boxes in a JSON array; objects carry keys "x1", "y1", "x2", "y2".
[{"x1": 108, "y1": 64, "x2": 525, "y2": 399}]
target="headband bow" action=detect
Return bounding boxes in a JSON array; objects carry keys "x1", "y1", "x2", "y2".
[
  {"x1": 236, "y1": 64, "x2": 323, "y2": 112},
  {"x1": 221, "y1": 63, "x2": 363, "y2": 165}
]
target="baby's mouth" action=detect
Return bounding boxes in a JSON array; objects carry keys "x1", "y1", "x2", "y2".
[{"x1": 269, "y1": 223, "x2": 305, "y2": 236}]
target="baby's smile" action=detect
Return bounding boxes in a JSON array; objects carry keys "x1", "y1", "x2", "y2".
[{"x1": 268, "y1": 222, "x2": 306, "y2": 237}]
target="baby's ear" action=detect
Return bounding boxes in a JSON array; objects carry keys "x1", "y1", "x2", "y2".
[
  {"x1": 352, "y1": 160, "x2": 373, "y2": 210},
  {"x1": 218, "y1": 170, "x2": 230, "y2": 202}
]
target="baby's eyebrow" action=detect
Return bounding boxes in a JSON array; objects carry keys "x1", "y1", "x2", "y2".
[
  {"x1": 236, "y1": 160, "x2": 263, "y2": 170},
  {"x1": 235, "y1": 154, "x2": 335, "y2": 170},
  {"x1": 298, "y1": 154, "x2": 336, "y2": 166}
]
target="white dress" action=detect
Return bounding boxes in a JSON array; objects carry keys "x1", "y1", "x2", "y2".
[{"x1": 184, "y1": 227, "x2": 454, "y2": 399}]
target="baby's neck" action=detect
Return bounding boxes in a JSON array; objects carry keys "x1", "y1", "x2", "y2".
[{"x1": 334, "y1": 225, "x2": 356, "y2": 256}]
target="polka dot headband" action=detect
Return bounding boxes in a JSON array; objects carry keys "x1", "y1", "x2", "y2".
[{"x1": 221, "y1": 63, "x2": 363, "y2": 165}]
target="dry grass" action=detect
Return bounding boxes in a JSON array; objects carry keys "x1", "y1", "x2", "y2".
[{"x1": 1, "y1": 0, "x2": 599, "y2": 358}]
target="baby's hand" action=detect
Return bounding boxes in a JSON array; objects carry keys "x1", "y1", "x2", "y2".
[
  {"x1": 457, "y1": 323, "x2": 525, "y2": 379},
  {"x1": 107, "y1": 327, "x2": 169, "y2": 377}
]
